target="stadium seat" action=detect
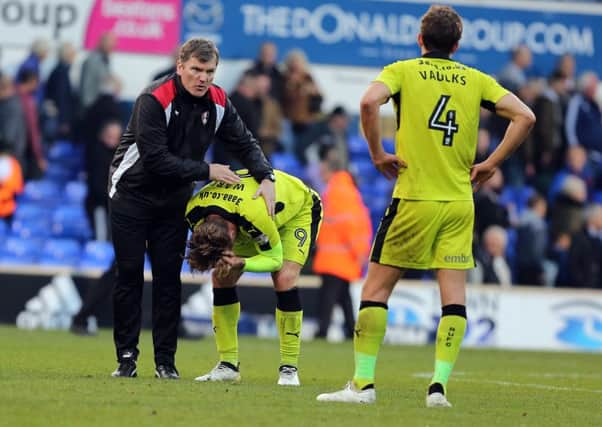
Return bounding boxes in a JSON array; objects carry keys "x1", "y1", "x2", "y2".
[
  {"x1": 45, "y1": 163, "x2": 74, "y2": 184},
  {"x1": 0, "y1": 220, "x2": 8, "y2": 244},
  {"x1": 20, "y1": 180, "x2": 62, "y2": 204},
  {"x1": 13, "y1": 203, "x2": 49, "y2": 221},
  {"x1": 0, "y1": 236, "x2": 40, "y2": 264},
  {"x1": 500, "y1": 185, "x2": 535, "y2": 216},
  {"x1": 348, "y1": 134, "x2": 370, "y2": 159},
  {"x1": 51, "y1": 205, "x2": 92, "y2": 240},
  {"x1": 351, "y1": 159, "x2": 378, "y2": 186},
  {"x1": 382, "y1": 138, "x2": 395, "y2": 154},
  {"x1": 11, "y1": 217, "x2": 52, "y2": 239},
  {"x1": 79, "y1": 240, "x2": 114, "y2": 270},
  {"x1": 39, "y1": 238, "x2": 81, "y2": 267},
  {"x1": 271, "y1": 152, "x2": 305, "y2": 179},
  {"x1": 64, "y1": 181, "x2": 88, "y2": 204}
]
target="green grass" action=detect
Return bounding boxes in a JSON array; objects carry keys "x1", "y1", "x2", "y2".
[{"x1": 0, "y1": 325, "x2": 600, "y2": 427}]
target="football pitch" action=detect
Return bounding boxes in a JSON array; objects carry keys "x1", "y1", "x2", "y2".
[{"x1": 0, "y1": 325, "x2": 600, "y2": 427}]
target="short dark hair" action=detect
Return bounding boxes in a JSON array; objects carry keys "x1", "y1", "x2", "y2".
[
  {"x1": 420, "y1": 5, "x2": 463, "y2": 54},
  {"x1": 179, "y1": 38, "x2": 219, "y2": 64},
  {"x1": 319, "y1": 144, "x2": 344, "y2": 172},
  {"x1": 186, "y1": 217, "x2": 232, "y2": 272}
]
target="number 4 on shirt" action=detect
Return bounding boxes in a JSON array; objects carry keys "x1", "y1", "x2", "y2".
[{"x1": 429, "y1": 95, "x2": 459, "y2": 147}]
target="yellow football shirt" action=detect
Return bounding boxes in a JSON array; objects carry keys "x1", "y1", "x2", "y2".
[
  {"x1": 185, "y1": 169, "x2": 311, "y2": 252},
  {"x1": 375, "y1": 52, "x2": 509, "y2": 201}
]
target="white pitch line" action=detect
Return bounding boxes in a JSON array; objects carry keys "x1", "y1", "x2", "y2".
[
  {"x1": 455, "y1": 378, "x2": 602, "y2": 394},
  {"x1": 412, "y1": 373, "x2": 602, "y2": 394}
]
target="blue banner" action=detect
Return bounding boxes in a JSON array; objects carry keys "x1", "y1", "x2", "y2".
[{"x1": 181, "y1": 0, "x2": 601, "y2": 75}]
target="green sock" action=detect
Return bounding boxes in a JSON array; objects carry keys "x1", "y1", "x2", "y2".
[
  {"x1": 431, "y1": 307, "x2": 467, "y2": 391},
  {"x1": 276, "y1": 308, "x2": 303, "y2": 367},
  {"x1": 212, "y1": 302, "x2": 240, "y2": 366},
  {"x1": 353, "y1": 303, "x2": 388, "y2": 389}
]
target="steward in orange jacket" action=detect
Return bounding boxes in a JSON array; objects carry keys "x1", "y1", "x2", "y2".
[
  {"x1": 0, "y1": 152, "x2": 24, "y2": 220},
  {"x1": 313, "y1": 145, "x2": 372, "y2": 339},
  {"x1": 313, "y1": 170, "x2": 372, "y2": 280}
]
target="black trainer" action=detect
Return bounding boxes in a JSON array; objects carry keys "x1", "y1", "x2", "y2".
[
  {"x1": 111, "y1": 360, "x2": 137, "y2": 378},
  {"x1": 155, "y1": 364, "x2": 179, "y2": 379}
]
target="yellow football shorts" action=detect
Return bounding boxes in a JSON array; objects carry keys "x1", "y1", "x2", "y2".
[
  {"x1": 233, "y1": 190, "x2": 322, "y2": 266},
  {"x1": 370, "y1": 198, "x2": 474, "y2": 270}
]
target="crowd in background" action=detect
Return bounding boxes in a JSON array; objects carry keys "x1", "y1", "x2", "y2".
[{"x1": 0, "y1": 35, "x2": 601, "y2": 290}]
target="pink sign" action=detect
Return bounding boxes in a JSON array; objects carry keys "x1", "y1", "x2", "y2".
[{"x1": 84, "y1": 0, "x2": 181, "y2": 54}]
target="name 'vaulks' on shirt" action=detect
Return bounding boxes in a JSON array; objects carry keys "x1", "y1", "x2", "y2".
[{"x1": 375, "y1": 52, "x2": 509, "y2": 201}]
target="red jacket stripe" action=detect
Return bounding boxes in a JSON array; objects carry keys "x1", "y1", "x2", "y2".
[
  {"x1": 208, "y1": 85, "x2": 226, "y2": 107},
  {"x1": 152, "y1": 79, "x2": 177, "y2": 108}
]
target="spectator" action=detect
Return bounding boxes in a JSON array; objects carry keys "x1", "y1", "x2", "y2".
[
  {"x1": 86, "y1": 120, "x2": 122, "y2": 241},
  {"x1": 548, "y1": 145, "x2": 595, "y2": 203},
  {"x1": 515, "y1": 193, "x2": 548, "y2": 286},
  {"x1": 80, "y1": 32, "x2": 116, "y2": 109},
  {"x1": 0, "y1": 73, "x2": 27, "y2": 169},
  {"x1": 296, "y1": 106, "x2": 350, "y2": 168},
  {"x1": 565, "y1": 204, "x2": 602, "y2": 288},
  {"x1": 213, "y1": 70, "x2": 261, "y2": 168},
  {"x1": 247, "y1": 42, "x2": 284, "y2": 103},
  {"x1": 16, "y1": 69, "x2": 46, "y2": 179},
  {"x1": 497, "y1": 45, "x2": 532, "y2": 96},
  {"x1": 530, "y1": 70, "x2": 568, "y2": 193},
  {"x1": 281, "y1": 49, "x2": 323, "y2": 139},
  {"x1": 15, "y1": 38, "x2": 49, "y2": 105},
  {"x1": 255, "y1": 71, "x2": 283, "y2": 159},
  {"x1": 474, "y1": 128, "x2": 491, "y2": 164},
  {"x1": 313, "y1": 145, "x2": 372, "y2": 340},
  {"x1": 44, "y1": 42, "x2": 78, "y2": 141},
  {"x1": 549, "y1": 174, "x2": 587, "y2": 246},
  {"x1": 79, "y1": 76, "x2": 123, "y2": 145},
  {"x1": 473, "y1": 168, "x2": 511, "y2": 240},
  {"x1": 475, "y1": 225, "x2": 512, "y2": 287},
  {"x1": 565, "y1": 71, "x2": 602, "y2": 156},
  {"x1": 555, "y1": 53, "x2": 577, "y2": 96},
  {"x1": 0, "y1": 131, "x2": 24, "y2": 223}
]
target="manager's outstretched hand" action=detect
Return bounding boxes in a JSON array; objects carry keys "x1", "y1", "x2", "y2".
[
  {"x1": 253, "y1": 179, "x2": 276, "y2": 217},
  {"x1": 209, "y1": 163, "x2": 241, "y2": 184}
]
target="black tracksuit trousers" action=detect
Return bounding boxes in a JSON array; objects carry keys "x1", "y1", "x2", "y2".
[{"x1": 110, "y1": 189, "x2": 190, "y2": 366}]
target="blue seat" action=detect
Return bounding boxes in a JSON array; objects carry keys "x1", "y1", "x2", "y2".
[
  {"x1": 48, "y1": 141, "x2": 77, "y2": 160},
  {"x1": 13, "y1": 203, "x2": 49, "y2": 221},
  {"x1": 45, "y1": 163, "x2": 73, "y2": 184},
  {"x1": 64, "y1": 181, "x2": 88, "y2": 204},
  {"x1": 351, "y1": 159, "x2": 378, "y2": 186},
  {"x1": 51, "y1": 205, "x2": 92, "y2": 240},
  {"x1": 39, "y1": 238, "x2": 81, "y2": 267},
  {"x1": 0, "y1": 236, "x2": 40, "y2": 263},
  {"x1": 347, "y1": 135, "x2": 370, "y2": 159},
  {"x1": 0, "y1": 219, "x2": 8, "y2": 239},
  {"x1": 79, "y1": 240, "x2": 114, "y2": 270},
  {"x1": 11, "y1": 217, "x2": 52, "y2": 239},
  {"x1": 21, "y1": 180, "x2": 62, "y2": 204},
  {"x1": 382, "y1": 138, "x2": 395, "y2": 154}
]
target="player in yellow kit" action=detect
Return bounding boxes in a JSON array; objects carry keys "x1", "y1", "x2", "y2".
[
  {"x1": 317, "y1": 5, "x2": 535, "y2": 406},
  {"x1": 185, "y1": 169, "x2": 321, "y2": 386}
]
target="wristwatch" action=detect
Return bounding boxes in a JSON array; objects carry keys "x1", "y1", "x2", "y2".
[{"x1": 264, "y1": 172, "x2": 276, "y2": 182}]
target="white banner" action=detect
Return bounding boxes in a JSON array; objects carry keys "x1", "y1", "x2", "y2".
[
  {"x1": 0, "y1": 0, "x2": 94, "y2": 46},
  {"x1": 351, "y1": 281, "x2": 602, "y2": 352}
]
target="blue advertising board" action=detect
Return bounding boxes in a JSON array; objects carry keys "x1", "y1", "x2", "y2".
[{"x1": 181, "y1": 0, "x2": 601, "y2": 75}]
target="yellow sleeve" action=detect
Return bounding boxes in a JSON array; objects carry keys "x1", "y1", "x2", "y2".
[
  {"x1": 480, "y1": 72, "x2": 509, "y2": 106},
  {"x1": 373, "y1": 62, "x2": 402, "y2": 95}
]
